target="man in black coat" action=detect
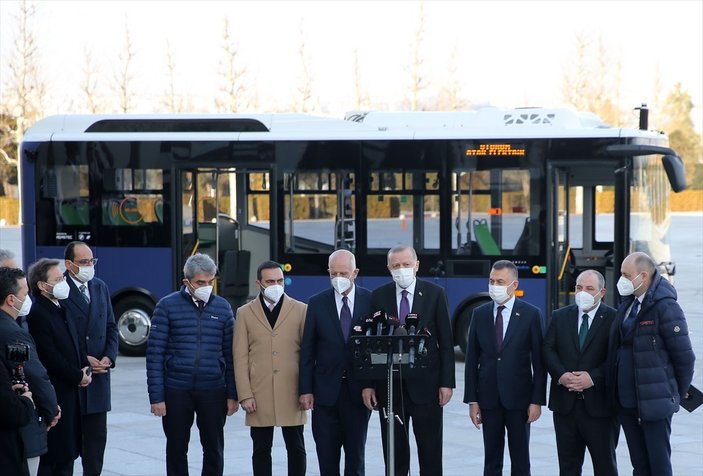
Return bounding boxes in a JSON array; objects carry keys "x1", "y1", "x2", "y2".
[
  {"x1": 543, "y1": 269, "x2": 618, "y2": 476},
  {"x1": 464, "y1": 259, "x2": 546, "y2": 476},
  {"x1": 362, "y1": 245, "x2": 455, "y2": 476},
  {"x1": 607, "y1": 252, "x2": 695, "y2": 476},
  {"x1": 299, "y1": 249, "x2": 372, "y2": 476},
  {"x1": 60, "y1": 241, "x2": 119, "y2": 476},
  {"x1": 0, "y1": 267, "x2": 60, "y2": 475},
  {"x1": 27, "y1": 258, "x2": 93, "y2": 476},
  {"x1": 0, "y1": 351, "x2": 35, "y2": 476}
]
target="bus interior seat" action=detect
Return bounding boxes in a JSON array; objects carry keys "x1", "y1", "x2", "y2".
[
  {"x1": 513, "y1": 217, "x2": 540, "y2": 255},
  {"x1": 154, "y1": 199, "x2": 164, "y2": 223},
  {"x1": 473, "y1": 219, "x2": 501, "y2": 256},
  {"x1": 457, "y1": 240, "x2": 482, "y2": 255},
  {"x1": 60, "y1": 201, "x2": 89, "y2": 225}
]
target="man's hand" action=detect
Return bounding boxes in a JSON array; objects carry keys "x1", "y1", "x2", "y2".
[
  {"x1": 241, "y1": 397, "x2": 257, "y2": 414},
  {"x1": 299, "y1": 393, "x2": 314, "y2": 411},
  {"x1": 567, "y1": 372, "x2": 594, "y2": 392},
  {"x1": 13, "y1": 384, "x2": 33, "y2": 405},
  {"x1": 558, "y1": 372, "x2": 577, "y2": 387},
  {"x1": 469, "y1": 403, "x2": 481, "y2": 429},
  {"x1": 48, "y1": 405, "x2": 61, "y2": 429},
  {"x1": 99, "y1": 356, "x2": 113, "y2": 369},
  {"x1": 226, "y1": 399, "x2": 239, "y2": 416},
  {"x1": 362, "y1": 388, "x2": 377, "y2": 411},
  {"x1": 151, "y1": 402, "x2": 166, "y2": 417},
  {"x1": 527, "y1": 404, "x2": 541, "y2": 423},
  {"x1": 88, "y1": 355, "x2": 108, "y2": 374},
  {"x1": 439, "y1": 387, "x2": 453, "y2": 407}
]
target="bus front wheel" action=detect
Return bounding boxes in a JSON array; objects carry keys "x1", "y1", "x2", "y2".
[
  {"x1": 455, "y1": 299, "x2": 489, "y2": 355},
  {"x1": 115, "y1": 295, "x2": 154, "y2": 356}
]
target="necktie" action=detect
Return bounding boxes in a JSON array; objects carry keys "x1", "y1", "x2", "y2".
[
  {"x1": 622, "y1": 299, "x2": 640, "y2": 335},
  {"x1": 496, "y1": 305, "x2": 505, "y2": 351},
  {"x1": 79, "y1": 284, "x2": 90, "y2": 304},
  {"x1": 399, "y1": 290, "x2": 410, "y2": 326},
  {"x1": 197, "y1": 300, "x2": 205, "y2": 312},
  {"x1": 340, "y1": 296, "x2": 352, "y2": 342},
  {"x1": 579, "y1": 314, "x2": 589, "y2": 350}
]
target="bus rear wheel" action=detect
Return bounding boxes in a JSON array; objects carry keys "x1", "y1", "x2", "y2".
[{"x1": 115, "y1": 295, "x2": 154, "y2": 356}]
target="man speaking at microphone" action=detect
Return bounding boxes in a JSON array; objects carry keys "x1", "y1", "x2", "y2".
[
  {"x1": 299, "y1": 249, "x2": 372, "y2": 476},
  {"x1": 362, "y1": 245, "x2": 455, "y2": 476}
]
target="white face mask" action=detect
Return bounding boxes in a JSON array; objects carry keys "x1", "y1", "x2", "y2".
[
  {"x1": 49, "y1": 280, "x2": 70, "y2": 300},
  {"x1": 262, "y1": 284, "x2": 284, "y2": 304},
  {"x1": 488, "y1": 283, "x2": 514, "y2": 304},
  {"x1": 13, "y1": 295, "x2": 33, "y2": 317},
  {"x1": 391, "y1": 268, "x2": 415, "y2": 289},
  {"x1": 574, "y1": 290, "x2": 601, "y2": 312},
  {"x1": 331, "y1": 277, "x2": 352, "y2": 295},
  {"x1": 192, "y1": 285, "x2": 213, "y2": 303},
  {"x1": 617, "y1": 273, "x2": 642, "y2": 296},
  {"x1": 76, "y1": 265, "x2": 95, "y2": 283}
]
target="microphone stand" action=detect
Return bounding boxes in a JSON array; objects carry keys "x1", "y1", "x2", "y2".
[{"x1": 386, "y1": 347, "x2": 396, "y2": 476}]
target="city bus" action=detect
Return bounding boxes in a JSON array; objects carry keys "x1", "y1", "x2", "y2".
[{"x1": 19, "y1": 107, "x2": 686, "y2": 355}]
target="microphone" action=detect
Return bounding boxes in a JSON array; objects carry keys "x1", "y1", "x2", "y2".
[
  {"x1": 417, "y1": 327, "x2": 432, "y2": 356},
  {"x1": 373, "y1": 310, "x2": 387, "y2": 336},
  {"x1": 387, "y1": 316, "x2": 400, "y2": 336},
  {"x1": 364, "y1": 316, "x2": 375, "y2": 336},
  {"x1": 404, "y1": 313, "x2": 418, "y2": 335}
]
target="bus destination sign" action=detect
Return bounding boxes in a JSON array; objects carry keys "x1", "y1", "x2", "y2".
[{"x1": 465, "y1": 143, "x2": 526, "y2": 157}]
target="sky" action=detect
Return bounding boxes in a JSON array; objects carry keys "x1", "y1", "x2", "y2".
[{"x1": 0, "y1": 0, "x2": 702, "y2": 128}]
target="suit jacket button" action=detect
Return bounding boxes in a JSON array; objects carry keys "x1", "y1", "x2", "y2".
[
  {"x1": 272, "y1": 351, "x2": 278, "y2": 356},
  {"x1": 497, "y1": 357, "x2": 501, "y2": 361},
  {"x1": 273, "y1": 369, "x2": 279, "y2": 374}
]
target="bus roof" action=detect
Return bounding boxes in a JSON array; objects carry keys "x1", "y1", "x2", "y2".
[{"x1": 21, "y1": 108, "x2": 667, "y2": 142}]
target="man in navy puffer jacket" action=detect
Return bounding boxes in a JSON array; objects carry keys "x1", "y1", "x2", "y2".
[
  {"x1": 147, "y1": 253, "x2": 239, "y2": 476},
  {"x1": 607, "y1": 251, "x2": 695, "y2": 476}
]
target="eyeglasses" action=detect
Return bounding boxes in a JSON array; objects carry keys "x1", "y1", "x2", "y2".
[{"x1": 73, "y1": 258, "x2": 98, "y2": 266}]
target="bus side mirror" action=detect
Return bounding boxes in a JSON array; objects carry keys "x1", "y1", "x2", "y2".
[{"x1": 662, "y1": 155, "x2": 687, "y2": 193}]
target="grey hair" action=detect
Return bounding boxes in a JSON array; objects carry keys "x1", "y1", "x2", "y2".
[
  {"x1": 183, "y1": 253, "x2": 218, "y2": 279},
  {"x1": 387, "y1": 245, "x2": 417, "y2": 264},
  {"x1": 576, "y1": 269, "x2": 605, "y2": 289},
  {"x1": 0, "y1": 249, "x2": 15, "y2": 266},
  {"x1": 329, "y1": 249, "x2": 356, "y2": 270},
  {"x1": 491, "y1": 260, "x2": 518, "y2": 280}
]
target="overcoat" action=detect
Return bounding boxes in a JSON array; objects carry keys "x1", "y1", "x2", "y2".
[{"x1": 234, "y1": 294, "x2": 307, "y2": 427}]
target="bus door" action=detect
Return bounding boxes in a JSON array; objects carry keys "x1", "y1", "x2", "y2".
[
  {"x1": 179, "y1": 168, "x2": 255, "y2": 310},
  {"x1": 549, "y1": 162, "x2": 623, "y2": 310}
]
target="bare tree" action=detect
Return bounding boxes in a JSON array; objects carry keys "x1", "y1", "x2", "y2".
[
  {"x1": 80, "y1": 47, "x2": 103, "y2": 113},
  {"x1": 404, "y1": 2, "x2": 429, "y2": 111},
  {"x1": 352, "y1": 49, "x2": 370, "y2": 110},
  {"x1": 113, "y1": 19, "x2": 136, "y2": 113},
  {"x1": 215, "y1": 18, "x2": 247, "y2": 112},
  {"x1": 162, "y1": 42, "x2": 186, "y2": 113},
  {"x1": 561, "y1": 31, "x2": 624, "y2": 126},
  {"x1": 436, "y1": 43, "x2": 468, "y2": 111},
  {"x1": 295, "y1": 19, "x2": 314, "y2": 113},
  {"x1": 2, "y1": 0, "x2": 46, "y2": 137}
]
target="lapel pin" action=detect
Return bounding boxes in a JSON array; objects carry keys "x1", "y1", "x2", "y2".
[
  {"x1": 515, "y1": 312, "x2": 520, "y2": 317},
  {"x1": 418, "y1": 291, "x2": 423, "y2": 297}
]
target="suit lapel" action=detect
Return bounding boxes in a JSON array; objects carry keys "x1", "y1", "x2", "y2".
[
  {"x1": 251, "y1": 297, "x2": 271, "y2": 330},
  {"x1": 273, "y1": 295, "x2": 293, "y2": 330},
  {"x1": 411, "y1": 280, "x2": 427, "y2": 326},
  {"x1": 65, "y1": 273, "x2": 90, "y2": 317},
  {"x1": 581, "y1": 303, "x2": 606, "y2": 352},
  {"x1": 501, "y1": 301, "x2": 521, "y2": 349},
  {"x1": 570, "y1": 306, "x2": 581, "y2": 351}
]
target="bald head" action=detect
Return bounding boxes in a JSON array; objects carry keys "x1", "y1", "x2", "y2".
[
  {"x1": 620, "y1": 251, "x2": 656, "y2": 297},
  {"x1": 329, "y1": 249, "x2": 356, "y2": 271}
]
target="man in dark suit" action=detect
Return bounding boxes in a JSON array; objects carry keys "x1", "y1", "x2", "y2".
[
  {"x1": 0, "y1": 267, "x2": 60, "y2": 476},
  {"x1": 362, "y1": 245, "x2": 455, "y2": 476},
  {"x1": 299, "y1": 249, "x2": 372, "y2": 476},
  {"x1": 61, "y1": 242, "x2": 119, "y2": 476},
  {"x1": 464, "y1": 259, "x2": 546, "y2": 476},
  {"x1": 543, "y1": 269, "x2": 618, "y2": 476},
  {"x1": 607, "y1": 252, "x2": 694, "y2": 476}
]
